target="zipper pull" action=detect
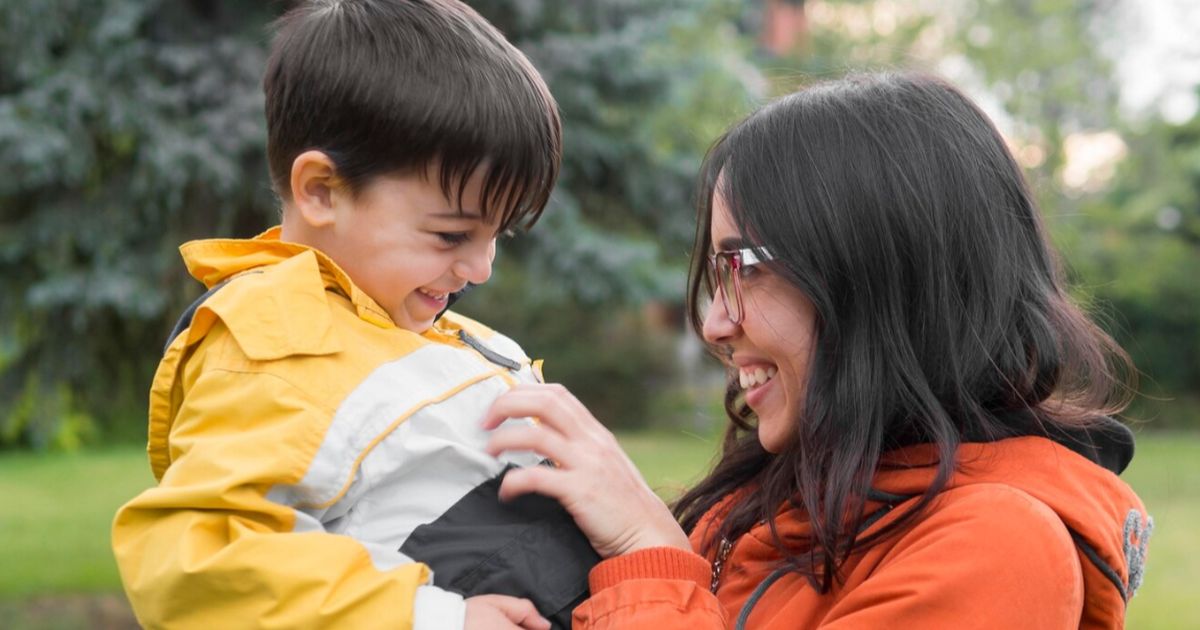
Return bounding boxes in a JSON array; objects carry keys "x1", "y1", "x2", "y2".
[
  {"x1": 711, "y1": 536, "x2": 733, "y2": 593},
  {"x1": 457, "y1": 329, "x2": 521, "y2": 371}
]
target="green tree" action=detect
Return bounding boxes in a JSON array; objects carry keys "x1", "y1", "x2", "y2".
[
  {"x1": 1067, "y1": 103, "x2": 1200, "y2": 427},
  {"x1": 761, "y1": 0, "x2": 1199, "y2": 426},
  {"x1": 946, "y1": 0, "x2": 1200, "y2": 426},
  {"x1": 0, "y1": 0, "x2": 757, "y2": 448},
  {"x1": 458, "y1": 0, "x2": 756, "y2": 427},
  {"x1": 0, "y1": 0, "x2": 278, "y2": 449}
]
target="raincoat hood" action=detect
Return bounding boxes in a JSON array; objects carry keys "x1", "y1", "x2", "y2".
[{"x1": 744, "y1": 424, "x2": 1149, "y2": 629}]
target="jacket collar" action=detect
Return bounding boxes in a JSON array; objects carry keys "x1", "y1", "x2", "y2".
[{"x1": 178, "y1": 226, "x2": 394, "y2": 328}]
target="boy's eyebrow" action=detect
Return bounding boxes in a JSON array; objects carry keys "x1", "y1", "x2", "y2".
[{"x1": 427, "y1": 211, "x2": 484, "y2": 220}]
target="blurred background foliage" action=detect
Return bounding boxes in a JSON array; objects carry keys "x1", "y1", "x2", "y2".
[{"x1": 1, "y1": 0, "x2": 1198, "y2": 450}]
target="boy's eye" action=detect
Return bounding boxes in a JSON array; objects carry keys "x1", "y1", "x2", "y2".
[{"x1": 436, "y1": 232, "x2": 471, "y2": 246}]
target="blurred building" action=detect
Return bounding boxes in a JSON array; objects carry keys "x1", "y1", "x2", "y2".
[{"x1": 761, "y1": 0, "x2": 808, "y2": 55}]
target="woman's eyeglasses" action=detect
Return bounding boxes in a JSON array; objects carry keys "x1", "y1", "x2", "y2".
[{"x1": 707, "y1": 246, "x2": 774, "y2": 324}]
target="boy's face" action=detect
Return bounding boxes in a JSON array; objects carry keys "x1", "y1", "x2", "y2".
[{"x1": 315, "y1": 168, "x2": 503, "y2": 332}]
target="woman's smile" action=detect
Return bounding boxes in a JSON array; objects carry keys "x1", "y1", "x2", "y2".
[{"x1": 737, "y1": 362, "x2": 778, "y2": 409}]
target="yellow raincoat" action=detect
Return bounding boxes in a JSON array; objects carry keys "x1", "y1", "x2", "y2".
[{"x1": 113, "y1": 228, "x2": 554, "y2": 629}]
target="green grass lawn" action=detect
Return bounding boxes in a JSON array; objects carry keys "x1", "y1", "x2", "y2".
[
  {"x1": 0, "y1": 448, "x2": 154, "y2": 598},
  {"x1": 1119, "y1": 434, "x2": 1200, "y2": 628},
  {"x1": 0, "y1": 431, "x2": 1195, "y2": 628}
]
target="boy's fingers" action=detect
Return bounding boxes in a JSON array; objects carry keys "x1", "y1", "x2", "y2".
[
  {"x1": 492, "y1": 595, "x2": 550, "y2": 630},
  {"x1": 524, "y1": 616, "x2": 552, "y2": 630}
]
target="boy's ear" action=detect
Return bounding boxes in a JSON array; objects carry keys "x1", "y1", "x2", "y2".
[{"x1": 290, "y1": 150, "x2": 340, "y2": 228}]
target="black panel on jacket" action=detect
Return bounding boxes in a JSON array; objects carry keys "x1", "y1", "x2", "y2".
[
  {"x1": 400, "y1": 465, "x2": 601, "y2": 629},
  {"x1": 163, "y1": 279, "x2": 231, "y2": 353}
]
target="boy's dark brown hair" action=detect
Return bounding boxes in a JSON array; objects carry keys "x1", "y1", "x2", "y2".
[{"x1": 264, "y1": 0, "x2": 561, "y2": 231}]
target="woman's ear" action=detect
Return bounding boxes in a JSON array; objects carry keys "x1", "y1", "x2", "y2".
[{"x1": 289, "y1": 150, "x2": 340, "y2": 229}]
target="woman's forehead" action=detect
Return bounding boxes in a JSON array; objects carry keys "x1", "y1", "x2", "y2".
[
  {"x1": 709, "y1": 191, "x2": 734, "y2": 232},
  {"x1": 709, "y1": 192, "x2": 750, "y2": 251}
]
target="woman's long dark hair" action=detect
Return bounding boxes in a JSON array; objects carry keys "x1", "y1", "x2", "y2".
[{"x1": 674, "y1": 72, "x2": 1134, "y2": 592}]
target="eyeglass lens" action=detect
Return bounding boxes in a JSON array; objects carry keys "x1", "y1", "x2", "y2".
[{"x1": 715, "y1": 255, "x2": 740, "y2": 322}]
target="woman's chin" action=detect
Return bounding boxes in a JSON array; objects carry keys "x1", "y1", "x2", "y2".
[{"x1": 756, "y1": 418, "x2": 789, "y2": 453}]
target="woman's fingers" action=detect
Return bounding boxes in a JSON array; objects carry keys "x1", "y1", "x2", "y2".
[
  {"x1": 485, "y1": 423, "x2": 573, "y2": 467},
  {"x1": 496, "y1": 463, "x2": 568, "y2": 503},
  {"x1": 482, "y1": 382, "x2": 692, "y2": 559},
  {"x1": 481, "y1": 385, "x2": 567, "y2": 430},
  {"x1": 483, "y1": 384, "x2": 611, "y2": 442}
]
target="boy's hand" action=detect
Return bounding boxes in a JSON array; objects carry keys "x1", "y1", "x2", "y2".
[{"x1": 464, "y1": 595, "x2": 551, "y2": 630}]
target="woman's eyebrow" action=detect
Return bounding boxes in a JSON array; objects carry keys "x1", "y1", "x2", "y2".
[{"x1": 717, "y1": 236, "x2": 748, "y2": 251}]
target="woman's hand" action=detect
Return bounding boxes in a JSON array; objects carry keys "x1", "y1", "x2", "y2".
[
  {"x1": 482, "y1": 383, "x2": 692, "y2": 559},
  {"x1": 464, "y1": 594, "x2": 550, "y2": 630}
]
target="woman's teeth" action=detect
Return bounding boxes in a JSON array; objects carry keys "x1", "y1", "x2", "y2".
[
  {"x1": 739, "y1": 366, "x2": 777, "y2": 389},
  {"x1": 418, "y1": 288, "x2": 447, "y2": 300}
]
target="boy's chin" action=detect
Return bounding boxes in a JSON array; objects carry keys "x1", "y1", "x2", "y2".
[
  {"x1": 386, "y1": 295, "x2": 447, "y2": 332},
  {"x1": 385, "y1": 308, "x2": 437, "y2": 334},
  {"x1": 399, "y1": 318, "x2": 437, "y2": 334}
]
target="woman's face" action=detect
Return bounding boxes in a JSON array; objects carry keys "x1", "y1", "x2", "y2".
[{"x1": 702, "y1": 192, "x2": 818, "y2": 453}]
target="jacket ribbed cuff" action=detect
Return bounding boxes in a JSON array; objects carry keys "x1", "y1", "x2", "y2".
[{"x1": 588, "y1": 547, "x2": 712, "y2": 593}]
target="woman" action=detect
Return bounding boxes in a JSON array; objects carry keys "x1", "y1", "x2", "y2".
[{"x1": 483, "y1": 72, "x2": 1150, "y2": 629}]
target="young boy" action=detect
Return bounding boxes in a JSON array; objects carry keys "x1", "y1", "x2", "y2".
[{"x1": 112, "y1": 2, "x2": 596, "y2": 628}]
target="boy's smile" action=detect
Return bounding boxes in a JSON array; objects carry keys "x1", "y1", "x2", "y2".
[{"x1": 283, "y1": 154, "x2": 502, "y2": 333}]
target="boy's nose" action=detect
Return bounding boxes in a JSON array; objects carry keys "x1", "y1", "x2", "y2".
[{"x1": 454, "y1": 239, "x2": 495, "y2": 284}]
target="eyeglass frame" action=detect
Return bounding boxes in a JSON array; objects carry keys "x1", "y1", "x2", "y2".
[{"x1": 707, "y1": 246, "x2": 775, "y2": 324}]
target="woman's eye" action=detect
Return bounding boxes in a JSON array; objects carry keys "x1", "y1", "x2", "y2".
[
  {"x1": 739, "y1": 264, "x2": 762, "y2": 280},
  {"x1": 436, "y1": 232, "x2": 471, "y2": 246}
]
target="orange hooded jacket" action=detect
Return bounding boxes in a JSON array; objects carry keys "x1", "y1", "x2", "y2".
[{"x1": 573, "y1": 433, "x2": 1150, "y2": 629}]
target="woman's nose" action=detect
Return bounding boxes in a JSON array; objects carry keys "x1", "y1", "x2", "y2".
[{"x1": 702, "y1": 292, "x2": 738, "y2": 344}]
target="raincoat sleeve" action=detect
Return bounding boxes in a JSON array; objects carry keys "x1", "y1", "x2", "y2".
[
  {"x1": 572, "y1": 547, "x2": 726, "y2": 628},
  {"x1": 112, "y1": 334, "x2": 460, "y2": 630}
]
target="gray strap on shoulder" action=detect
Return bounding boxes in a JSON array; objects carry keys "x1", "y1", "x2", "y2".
[{"x1": 735, "y1": 567, "x2": 789, "y2": 630}]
